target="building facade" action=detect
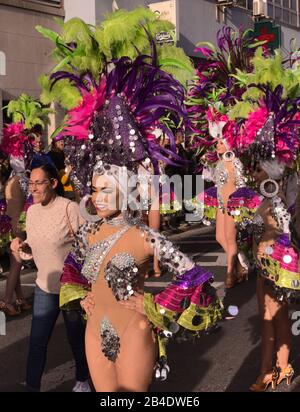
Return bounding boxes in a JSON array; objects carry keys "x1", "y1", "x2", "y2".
[
  {"x1": 0, "y1": 0, "x2": 64, "y2": 130},
  {"x1": 95, "y1": 0, "x2": 300, "y2": 56},
  {"x1": 1, "y1": 0, "x2": 300, "y2": 132}
]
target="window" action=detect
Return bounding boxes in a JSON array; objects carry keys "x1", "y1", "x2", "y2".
[
  {"x1": 275, "y1": 6, "x2": 282, "y2": 19},
  {"x1": 291, "y1": 12, "x2": 298, "y2": 25},
  {"x1": 291, "y1": 0, "x2": 297, "y2": 10},
  {"x1": 266, "y1": 0, "x2": 300, "y2": 27},
  {"x1": 283, "y1": 9, "x2": 289, "y2": 22},
  {"x1": 236, "y1": 0, "x2": 253, "y2": 10}
]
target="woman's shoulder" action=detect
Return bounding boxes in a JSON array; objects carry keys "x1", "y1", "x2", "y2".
[
  {"x1": 56, "y1": 196, "x2": 78, "y2": 208},
  {"x1": 26, "y1": 202, "x2": 39, "y2": 218}
]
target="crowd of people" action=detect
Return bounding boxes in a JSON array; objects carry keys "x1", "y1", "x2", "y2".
[{"x1": 0, "y1": 7, "x2": 300, "y2": 393}]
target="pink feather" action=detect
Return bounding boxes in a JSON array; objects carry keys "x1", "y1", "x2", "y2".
[
  {"x1": 1, "y1": 122, "x2": 28, "y2": 158},
  {"x1": 63, "y1": 78, "x2": 106, "y2": 140},
  {"x1": 239, "y1": 108, "x2": 268, "y2": 149}
]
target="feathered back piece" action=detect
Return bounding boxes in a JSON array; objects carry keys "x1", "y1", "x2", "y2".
[
  {"x1": 0, "y1": 123, "x2": 28, "y2": 158},
  {"x1": 3, "y1": 93, "x2": 53, "y2": 130},
  {"x1": 36, "y1": 7, "x2": 194, "y2": 110},
  {"x1": 186, "y1": 27, "x2": 262, "y2": 159},
  {"x1": 56, "y1": 47, "x2": 189, "y2": 194},
  {"x1": 1, "y1": 93, "x2": 53, "y2": 159},
  {"x1": 228, "y1": 49, "x2": 300, "y2": 165},
  {"x1": 235, "y1": 85, "x2": 300, "y2": 164}
]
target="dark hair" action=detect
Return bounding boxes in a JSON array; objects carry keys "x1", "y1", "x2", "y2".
[
  {"x1": 31, "y1": 125, "x2": 43, "y2": 135},
  {"x1": 31, "y1": 163, "x2": 64, "y2": 196}
]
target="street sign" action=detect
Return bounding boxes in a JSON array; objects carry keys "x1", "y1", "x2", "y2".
[
  {"x1": 149, "y1": 0, "x2": 178, "y2": 41},
  {"x1": 254, "y1": 19, "x2": 281, "y2": 53},
  {"x1": 155, "y1": 31, "x2": 175, "y2": 45}
]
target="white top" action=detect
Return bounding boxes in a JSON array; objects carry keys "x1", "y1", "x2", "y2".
[{"x1": 26, "y1": 196, "x2": 81, "y2": 294}]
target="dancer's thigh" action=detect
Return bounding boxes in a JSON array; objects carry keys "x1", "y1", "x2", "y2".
[
  {"x1": 85, "y1": 326, "x2": 118, "y2": 392},
  {"x1": 224, "y1": 212, "x2": 237, "y2": 249},
  {"x1": 216, "y1": 209, "x2": 226, "y2": 250},
  {"x1": 116, "y1": 319, "x2": 157, "y2": 392}
]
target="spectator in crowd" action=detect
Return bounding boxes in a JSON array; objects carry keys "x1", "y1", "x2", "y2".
[{"x1": 11, "y1": 164, "x2": 90, "y2": 392}]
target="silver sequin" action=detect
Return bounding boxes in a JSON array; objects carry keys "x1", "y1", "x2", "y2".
[
  {"x1": 100, "y1": 317, "x2": 120, "y2": 362},
  {"x1": 140, "y1": 225, "x2": 194, "y2": 277},
  {"x1": 214, "y1": 158, "x2": 246, "y2": 211},
  {"x1": 82, "y1": 226, "x2": 130, "y2": 283},
  {"x1": 105, "y1": 253, "x2": 138, "y2": 300}
]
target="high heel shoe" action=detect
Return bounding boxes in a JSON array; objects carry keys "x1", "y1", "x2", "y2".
[
  {"x1": 250, "y1": 369, "x2": 278, "y2": 392},
  {"x1": 276, "y1": 365, "x2": 294, "y2": 386},
  {"x1": 224, "y1": 272, "x2": 237, "y2": 288},
  {"x1": 0, "y1": 300, "x2": 21, "y2": 316},
  {"x1": 235, "y1": 256, "x2": 249, "y2": 284},
  {"x1": 236, "y1": 267, "x2": 249, "y2": 284}
]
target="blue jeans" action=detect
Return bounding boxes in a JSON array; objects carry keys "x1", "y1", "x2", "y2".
[{"x1": 26, "y1": 286, "x2": 88, "y2": 391}]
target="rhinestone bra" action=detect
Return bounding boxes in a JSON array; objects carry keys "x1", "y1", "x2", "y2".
[{"x1": 82, "y1": 225, "x2": 130, "y2": 283}]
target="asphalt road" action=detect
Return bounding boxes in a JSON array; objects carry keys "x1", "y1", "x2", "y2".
[{"x1": 1, "y1": 225, "x2": 300, "y2": 392}]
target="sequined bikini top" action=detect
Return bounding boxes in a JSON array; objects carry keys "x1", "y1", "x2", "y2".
[
  {"x1": 214, "y1": 158, "x2": 245, "y2": 189},
  {"x1": 82, "y1": 225, "x2": 130, "y2": 284},
  {"x1": 214, "y1": 158, "x2": 245, "y2": 210},
  {"x1": 81, "y1": 223, "x2": 195, "y2": 302}
]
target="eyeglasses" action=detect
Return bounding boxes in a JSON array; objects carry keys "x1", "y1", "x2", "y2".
[{"x1": 28, "y1": 180, "x2": 50, "y2": 188}]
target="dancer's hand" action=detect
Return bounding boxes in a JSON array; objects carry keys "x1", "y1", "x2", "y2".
[
  {"x1": 257, "y1": 241, "x2": 273, "y2": 260},
  {"x1": 119, "y1": 293, "x2": 145, "y2": 315},
  {"x1": 18, "y1": 242, "x2": 32, "y2": 260},
  {"x1": 10, "y1": 237, "x2": 25, "y2": 253},
  {"x1": 80, "y1": 292, "x2": 95, "y2": 316}
]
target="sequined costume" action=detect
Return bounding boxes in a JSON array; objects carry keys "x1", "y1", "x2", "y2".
[
  {"x1": 61, "y1": 219, "x2": 222, "y2": 390},
  {"x1": 228, "y1": 189, "x2": 300, "y2": 301},
  {"x1": 51, "y1": 29, "x2": 223, "y2": 390},
  {"x1": 184, "y1": 107, "x2": 250, "y2": 280},
  {"x1": 187, "y1": 157, "x2": 246, "y2": 225}
]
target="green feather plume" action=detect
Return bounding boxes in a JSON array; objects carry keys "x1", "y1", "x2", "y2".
[
  {"x1": 36, "y1": 6, "x2": 194, "y2": 109},
  {"x1": 229, "y1": 47, "x2": 300, "y2": 119},
  {"x1": 3, "y1": 93, "x2": 54, "y2": 130},
  {"x1": 39, "y1": 75, "x2": 81, "y2": 110},
  {"x1": 157, "y1": 45, "x2": 194, "y2": 86}
]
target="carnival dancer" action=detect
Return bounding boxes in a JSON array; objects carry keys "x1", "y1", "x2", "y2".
[
  {"x1": 185, "y1": 28, "x2": 263, "y2": 287},
  {"x1": 57, "y1": 48, "x2": 223, "y2": 392},
  {"x1": 226, "y1": 49, "x2": 300, "y2": 390},
  {"x1": 204, "y1": 108, "x2": 248, "y2": 289}
]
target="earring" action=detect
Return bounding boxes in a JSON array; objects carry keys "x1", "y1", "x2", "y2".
[
  {"x1": 222, "y1": 151, "x2": 235, "y2": 162},
  {"x1": 79, "y1": 195, "x2": 101, "y2": 222},
  {"x1": 259, "y1": 179, "x2": 279, "y2": 198}
]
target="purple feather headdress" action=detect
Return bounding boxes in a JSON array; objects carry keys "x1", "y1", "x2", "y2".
[
  {"x1": 56, "y1": 48, "x2": 189, "y2": 194},
  {"x1": 186, "y1": 26, "x2": 260, "y2": 157},
  {"x1": 238, "y1": 85, "x2": 300, "y2": 164}
]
